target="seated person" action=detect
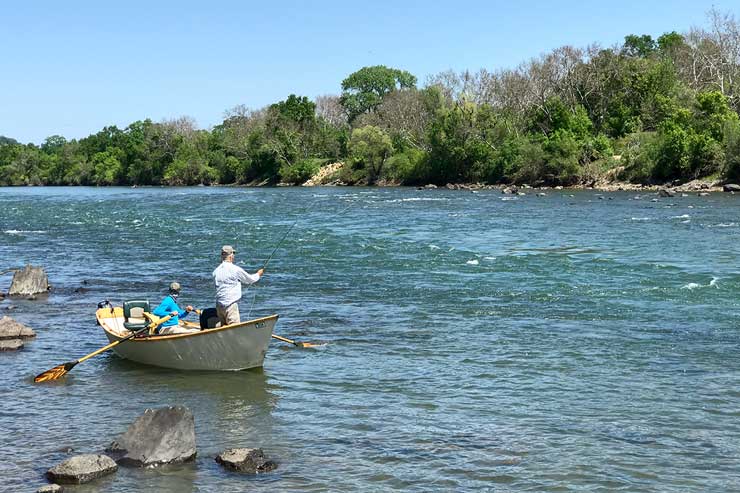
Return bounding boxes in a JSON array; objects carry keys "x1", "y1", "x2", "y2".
[{"x1": 152, "y1": 282, "x2": 197, "y2": 335}]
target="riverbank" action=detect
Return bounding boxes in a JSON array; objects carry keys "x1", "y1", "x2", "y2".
[{"x1": 295, "y1": 161, "x2": 731, "y2": 194}]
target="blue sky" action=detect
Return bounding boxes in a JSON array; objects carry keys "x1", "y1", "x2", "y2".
[{"x1": 1, "y1": 0, "x2": 738, "y2": 143}]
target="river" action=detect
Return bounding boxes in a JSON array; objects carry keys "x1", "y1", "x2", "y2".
[{"x1": 1, "y1": 186, "x2": 739, "y2": 492}]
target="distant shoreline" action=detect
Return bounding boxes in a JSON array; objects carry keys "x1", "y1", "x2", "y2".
[{"x1": 1, "y1": 179, "x2": 732, "y2": 193}]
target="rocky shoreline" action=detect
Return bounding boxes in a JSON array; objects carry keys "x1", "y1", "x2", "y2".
[
  {"x1": 410, "y1": 179, "x2": 732, "y2": 194},
  {"x1": 291, "y1": 161, "x2": 736, "y2": 193}
]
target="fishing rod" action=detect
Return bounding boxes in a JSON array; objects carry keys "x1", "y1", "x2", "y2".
[
  {"x1": 262, "y1": 220, "x2": 298, "y2": 270},
  {"x1": 261, "y1": 199, "x2": 355, "y2": 271}
]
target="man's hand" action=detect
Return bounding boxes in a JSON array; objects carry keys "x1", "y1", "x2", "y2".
[
  {"x1": 257, "y1": 269, "x2": 265, "y2": 277},
  {"x1": 186, "y1": 305, "x2": 194, "y2": 312},
  {"x1": 170, "y1": 310, "x2": 179, "y2": 316}
]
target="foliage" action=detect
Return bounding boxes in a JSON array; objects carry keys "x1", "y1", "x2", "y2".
[
  {"x1": 340, "y1": 65, "x2": 417, "y2": 123},
  {"x1": 279, "y1": 158, "x2": 326, "y2": 184},
  {"x1": 2, "y1": 11, "x2": 740, "y2": 187},
  {"x1": 723, "y1": 119, "x2": 740, "y2": 181},
  {"x1": 345, "y1": 126, "x2": 394, "y2": 184}
]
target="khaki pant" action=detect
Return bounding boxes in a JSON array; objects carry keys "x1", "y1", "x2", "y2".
[
  {"x1": 217, "y1": 303, "x2": 240, "y2": 326},
  {"x1": 159, "y1": 325, "x2": 200, "y2": 335}
]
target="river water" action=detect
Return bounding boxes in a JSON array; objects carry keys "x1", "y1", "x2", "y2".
[{"x1": 1, "y1": 186, "x2": 739, "y2": 492}]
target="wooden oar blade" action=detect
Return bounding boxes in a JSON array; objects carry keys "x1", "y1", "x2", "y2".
[
  {"x1": 34, "y1": 361, "x2": 77, "y2": 383},
  {"x1": 297, "y1": 341, "x2": 324, "y2": 348}
]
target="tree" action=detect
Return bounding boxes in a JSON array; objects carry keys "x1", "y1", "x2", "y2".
[
  {"x1": 340, "y1": 65, "x2": 417, "y2": 123},
  {"x1": 357, "y1": 88, "x2": 440, "y2": 151},
  {"x1": 346, "y1": 126, "x2": 393, "y2": 183},
  {"x1": 41, "y1": 135, "x2": 68, "y2": 154},
  {"x1": 270, "y1": 94, "x2": 316, "y2": 123},
  {"x1": 622, "y1": 34, "x2": 657, "y2": 58},
  {"x1": 315, "y1": 94, "x2": 348, "y2": 127},
  {"x1": 0, "y1": 136, "x2": 19, "y2": 146}
]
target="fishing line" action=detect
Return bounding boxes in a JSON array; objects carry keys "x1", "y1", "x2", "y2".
[{"x1": 246, "y1": 197, "x2": 356, "y2": 315}]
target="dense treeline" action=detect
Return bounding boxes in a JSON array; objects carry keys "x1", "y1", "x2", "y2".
[{"x1": 3, "y1": 9, "x2": 740, "y2": 187}]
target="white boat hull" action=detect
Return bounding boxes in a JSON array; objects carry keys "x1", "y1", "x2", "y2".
[{"x1": 96, "y1": 307, "x2": 277, "y2": 371}]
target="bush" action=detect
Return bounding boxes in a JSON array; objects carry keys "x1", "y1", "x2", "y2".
[
  {"x1": 543, "y1": 130, "x2": 582, "y2": 184},
  {"x1": 382, "y1": 148, "x2": 426, "y2": 184},
  {"x1": 618, "y1": 132, "x2": 659, "y2": 183},
  {"x1": 279, "y1": 158, "x2": 325, "y2": 184},
  {"x1": 346, "y1": 126, "x2": 393, "y2": 184},
  {"x1": 687, "y1": 132, "x2": 723, "y2": 178},
  {"x1": 511, "y1": 138, "x2": 547, "y2": 184},
  {"x1": 582, "y1": 134, "x2": 614, "y2": 162},
  {"x1": 723, "y1": 119, "x2": 740, "y2": 181}
]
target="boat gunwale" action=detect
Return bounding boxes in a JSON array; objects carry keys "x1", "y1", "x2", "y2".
[{"x1": 96, "y1": 309, "x2": 278, "y2": 342}]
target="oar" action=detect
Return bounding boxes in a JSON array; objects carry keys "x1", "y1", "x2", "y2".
[
  {"x1": 34, "y1": 313, "x2": 174, "y2": 383},
  {"x1": 271, "y1": 333, "x2": 323, "y2": 348},
  {"x1": 194, "y1": 309, "x2": 321, "y2": 348}
]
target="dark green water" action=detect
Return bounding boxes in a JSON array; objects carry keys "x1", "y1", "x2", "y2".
[{"x1": 1, "y1": 186, "x2": 740, "y2": 492}]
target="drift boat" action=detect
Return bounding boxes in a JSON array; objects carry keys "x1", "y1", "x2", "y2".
[{"x1": 95, "y1": 302, "x2": 278, "y2": 371}]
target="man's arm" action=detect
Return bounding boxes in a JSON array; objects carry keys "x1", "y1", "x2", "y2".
[{"x1": 236, "y1": 265, "x2": 261, "y2": 285}]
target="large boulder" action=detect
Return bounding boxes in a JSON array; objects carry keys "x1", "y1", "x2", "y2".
[
  {"x1": 106, "y1": 406, "x2": 196, "y2": 467},
  {"x1": 8, "y1": 265, "x2": 49, "y2": 296},
  {"x1": 46, "y1": 454, "x2": 117, "y2": 484},
  {"x1": 215, "y1": 448, "x2": 277, "y2": 473},
  {"x1": 0, "y1": 316, "x2": 36, "y2": 340},
  {"x1": 723, "y1": 183, "x2": 740, "y2": 192}
]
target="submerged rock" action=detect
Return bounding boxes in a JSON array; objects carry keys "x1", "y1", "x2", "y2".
[
  {"x1": 0, "y1": 316, "x2": 36, "y2": 340},
  {"x1": 8, "y1": 265, "x2": 49, "y2": 296},
  {"x1": 658, "y1": 188, "x2": 675, "y2": 197},
  {"x1": 37, "y1": 484, "x2": 63, "y2": 493},
  {"x1": 46, "y1": 454, "x2": 117, "y2": 484},
  {"x1": 215, "y1": 448, "x2": 277, "y2": 473},
  {"x1": 0, "y1": 339, "x2": 23, "y2": 351},
  {"x1": 107, "y1": 405, "x2": 196, "y2": 467}
]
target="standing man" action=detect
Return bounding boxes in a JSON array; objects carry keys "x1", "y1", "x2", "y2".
[{"x1": 213, "y1": 245, "x2": 264, "y2": 326}]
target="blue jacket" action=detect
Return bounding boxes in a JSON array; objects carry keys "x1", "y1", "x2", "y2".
[{"x1": 152, "y1": 295, "x2": 189, "y2": 329}]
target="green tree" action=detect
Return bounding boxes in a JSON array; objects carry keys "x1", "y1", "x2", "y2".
[
  {"x1": 346, "y1": 125, "x2": 393, "y2": 184},
  {"x1": 340, "y1": 66, "x2": 417, "y2": 123},
  {"x1": 622, "y1": 34, "x2": 657, "y2": 58},
  {"x1": 92, "y1": 148, "x2": 124, "y2": 185},
  {"x1": 270, "y1": 94, "x2": 316, "y2": 123}
]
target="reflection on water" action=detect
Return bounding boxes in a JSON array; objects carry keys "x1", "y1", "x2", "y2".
[{"x1": 103, "y1": 357, "x2": 281, "y2": 452}]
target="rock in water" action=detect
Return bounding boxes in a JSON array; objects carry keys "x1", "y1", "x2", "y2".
[
  {"x1": 215, "y1": 448, "x2": 277, "y2": 473},
  {"x1": 106, "y1": 406, "x2": 196, "y2": 466},
  {"x1": 37, "y1": 484, "x2": 64, "y2": 492},
  {"x1": 723, "y1": 183, "x2": 740, "y2": 192},
  {"x1": 46, "y1": 454, "x2": 117, "y2": 484},
  {"x1": 0, "y1": 339, "x2": 23, "y2": 351},
  {"x1": 8, "y1": 265, "x2": 49, "y2": 296},
  {"x1": 0, "y1": 316, "x2": 36, "y2": 340}
]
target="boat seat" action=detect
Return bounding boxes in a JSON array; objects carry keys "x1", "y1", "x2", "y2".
[
  {"x1": 123, "y1": 300, "x2": 150, "y2": 331},
  {"x1": 199, "y1": 307, "x2": 220, "y2": 329}
]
